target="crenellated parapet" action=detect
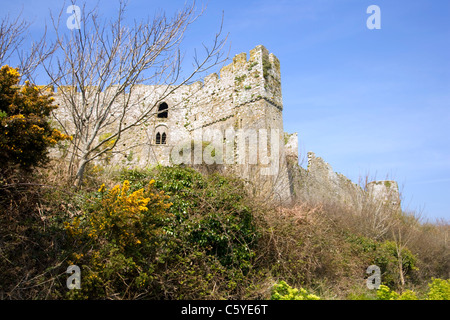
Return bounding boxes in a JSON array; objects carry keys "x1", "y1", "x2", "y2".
[
  {"x1": 218, "y1": 45, "x2": 283, "y2": 109},
  {"x1": 49, "y1": 45, "x2": 283, "y2": 115}
]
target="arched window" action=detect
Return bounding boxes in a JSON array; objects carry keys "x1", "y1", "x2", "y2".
[
  {"x1": 155, "y1": 125, "x2": 168, "y2": 145},
  {"x1": 157, "y1": 102, "x2": 168, "y2": 118}
]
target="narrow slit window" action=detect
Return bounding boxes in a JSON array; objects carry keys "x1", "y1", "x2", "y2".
[
  {"x1": 156, "y1": 132, "x2": 161, "y2": 144},
  {"x1": 161, "y1": 132, "x2": 167, "y2": 144}
]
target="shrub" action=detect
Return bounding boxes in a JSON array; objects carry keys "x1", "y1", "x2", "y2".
[
  {"x1": 375, "y1": 278, "x2": 450, "y2": 300},
  {"x1": 271, "y1": 280, "x2": 320, "y2": 300},
  {"x1": 427, "y1": 278, "x2": 450, "y2": 300},
  {"x1": 398, "y1": 290, "x2": 418, "y2": 300},
  {"x1": 376, "y1": 285, "x2": 399, "y2": 300},
  {"x1": 0, "y1": 65, "x2": 71, "y2": 299},
  {"x1": 124, "y1": 166, "x2": 259, "y2": 271},
  {"x1": 64, "y1": 179, "x2": 173, "y2": 299},
  {"x1": 0, "y1": 65, "x2": 70, "y2": 173},
  {"x1": 346, "y1": 234, "x2": 417, "y2": 290},
  {"x1": 63, "y1": 167, "x2": 264, "y2": 299},
  {"x1": 374, "y1": 240, "x2": 417, "y2": 288}
]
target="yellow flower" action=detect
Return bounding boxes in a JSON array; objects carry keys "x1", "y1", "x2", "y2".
[
  {"x1": 121, "y1": 180, "x2": 130, "y2": 197},
  {"x1": 5, "y1": 66, "x2": 20, "y2": 78}
]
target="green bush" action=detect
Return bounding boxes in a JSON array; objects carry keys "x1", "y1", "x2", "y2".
[
  {"x1": 427, "y1": 278, "x2": 450, "y2": 300},
  {"x1": 374, "y1": 241, "x2": 417, "y2": 288},
  {"x1": 271, "y1": 280, "x2": 320, "y2": 300},
  {"x1": 346, "y1": 234, "x2": 417, "y2": 289},
  {"x1": 376, "y1": 285, "x2": 399, "y2": 300},
  {"x1": 398, "y1": 290, "x2": 418, "y2": 300},
  {"x1": 62, "y1": 167, "x2": 263, "y2": 299},
  {"x1": 375, "y1": 278, "x2": 450, "y2": 300},
  {"x1": 122, "y1": 166, "x2": 259, "y2": 271},
  {"x1": 64, "y1": 179, "x2": 173, "y2": 299}
]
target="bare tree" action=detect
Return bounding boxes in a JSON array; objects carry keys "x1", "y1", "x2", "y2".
[
  {"x1": 0, "y1": 12, "x2": 29, "y2": 65},
  {"x1": 389, "y1": 211, "x2": 421, "y2": 290},
  {"x1": 0, "y1": 11, "x2": 55, "y2": 81},
  {"x1": 44, "y1": 1, "x2": 228, "y2": 186}
]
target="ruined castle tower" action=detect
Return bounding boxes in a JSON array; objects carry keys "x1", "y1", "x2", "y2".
[
  {"x1": 367, "y1": 181, "x2": 401, "y2": 208},
  {"x1": 53, "y1": 45, "x2": 297, "y2": 203},
  {"x1": 51, "y1": 44, "x2": 402, "y2": 209}
]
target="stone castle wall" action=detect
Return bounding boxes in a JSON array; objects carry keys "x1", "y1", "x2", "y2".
[
  {"x1": 51, "y1": 45, "x2": 295, "y2": 203},
  {"x1": 287, "y1": 151, "x2": 401, "y2": 210},
  {"x1": 49, "y1": 44, "x2": 400, "y2": 208}
]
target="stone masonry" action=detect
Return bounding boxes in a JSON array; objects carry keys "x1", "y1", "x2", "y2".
[
  {"x1": 52, "y1": 45, "x2": 294, "y2": 203},
  {"x1": 50, "y1": 45, "x2": 401, "y2": 208}
]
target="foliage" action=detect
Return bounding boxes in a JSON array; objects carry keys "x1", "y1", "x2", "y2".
[
  {"x1": 376, "y1": 285, "x2": 419, "y2": 300},
  {"x1": 427, "y1": 278, "x2": 450, "y2": 300},
  {"x1": 62, "y1": 167, "x2": 262, "y2": 299},
  {"x1": 1, "y1": 162, "x2": 448, "y2": 300},
  {"x1": 376, "y1": 278, "x2": 450, "y2": 300},
  {"x1": 0, "y1": 180, "x2": 66, "y2": 299},
  {"x1": 376, "y1": 285, "x2": 400, "y2": 300},
  {"x1": 0, "y1": 66, "x2": 72, "y2": 299},
  {"x1": 346, "y1": 234, "x2": 417, "y2": 289},
  {"x1": 271, "y1": 280, "x2": 320, "y2": 300},
  {"x1": 398, "y1": 290, "x2": 418, "y2": 300},
  {"x1": 0, "y1": 65, "x2": 70, "y2": 172},
  {"x1": 374, "y1": 240, "x2": 417, "y2": 288},
  {"x1": 64, "y1": 179, "x2": 173, "y2": 299},
  {"x1": 123, "y1": 166, "x2": 259, "y2": 271}
]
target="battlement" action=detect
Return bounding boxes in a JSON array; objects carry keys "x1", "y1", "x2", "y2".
[
  {"x1": 47, "y1": 45, "x2": 283, "y2": 113},
  {"x1": 218, "y1": 45, "x2": 283, "y2": 108}
]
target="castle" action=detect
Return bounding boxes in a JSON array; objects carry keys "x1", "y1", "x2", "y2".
[{"x1": 52, "y1": 45, "x2": 401, "y2": 208}]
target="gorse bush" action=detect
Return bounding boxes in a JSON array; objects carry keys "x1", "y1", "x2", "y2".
[
  {"x1": 64, "y1": 179, "x2": 173, "y2": 299},
  {"x1": 122, "y1": 166, "x2": 259, "y2": 271},
  {"x1": 0, "y1": 65, "x2": 70, "y2": 173},
  {"x1": 65, "y1": 179, "x2": 172, "y2": 250},
  {"x1": 0, "y1": 66, "x2": 71, "y2": 299},
  {"x1": 62, "y1": 167, "x2": 263, "y2": 299}
]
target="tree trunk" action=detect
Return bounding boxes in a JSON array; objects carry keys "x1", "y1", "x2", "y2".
[
  {"x1": 74, "y1": 159, "x2": 88, "y2": 187},
  {"x1": 398, "y1": 252, "x2": 405, "y2": 290}
]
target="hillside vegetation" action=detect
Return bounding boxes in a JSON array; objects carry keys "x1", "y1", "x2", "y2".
[{"x1": 1, "y1": 160, "x2": 449, "y2": 299}]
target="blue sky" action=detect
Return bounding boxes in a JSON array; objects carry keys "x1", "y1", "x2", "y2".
[{"x1": 2, "y1": 0, "x2": 450, "y2": 221}]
